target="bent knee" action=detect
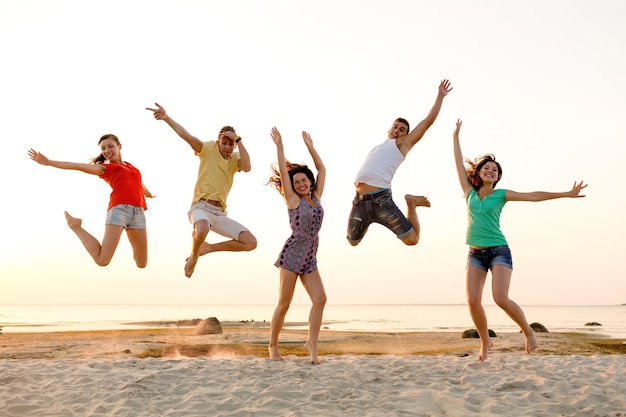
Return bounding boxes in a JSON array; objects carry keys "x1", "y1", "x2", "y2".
[
  {"x1": 347, "y1": 238, "x2": 361, "y2": 247},
  {"x1": 275, "y1": 301, "x2": 292, "y2": 313},
  {"x1": 194, "y1": 221, "x2": 211, "y2": 236},
  {"x1": 239, "y1": 232, "x2": 258, "y2": 251},
  {"x1": 493, "y1": 296, "x2": 510, "y2": 308},
  {"x1": 467, "y1": 294, "x2": 482, "y2": 307},
  {"x1": 315, "y1": 294, "x2": 328, "y2": 306}
]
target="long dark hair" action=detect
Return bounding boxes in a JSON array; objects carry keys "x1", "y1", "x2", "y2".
[
  {"x1": 465, "y1": 154, "x2": 502, "y2": 191},
  {"x1": 91, "y1": 134, "x2": 120, "y2": 164},
  {"x1": 268, "y1": 161, "x2": 316, "y2": 196}
]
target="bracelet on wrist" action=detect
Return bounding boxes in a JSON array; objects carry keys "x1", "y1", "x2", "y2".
[{"x1": 235, "y1": 136, "x2": 241, "y2": 143}]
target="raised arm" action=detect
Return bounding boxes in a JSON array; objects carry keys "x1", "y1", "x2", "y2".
[
  {"x1": 221, "y1": 129, "x2": 251, "y2": 172},
  {"x1": 302, "y1": 131, "x2": 326, "y2": 199},
  {"x1": 271, "y1": 127, "x2": 300, "y2": 208},
  {"x1": 236, "y1": 140, "x2": 251, "y2": 172},
  {"x1": 505, "y1": 182, "x2": 587, "y2": 202},
  {"x1": 452, "y1": 120, "x2": 471, "y2": 196},
  {"x1": 28, "y1": 149, "x2": 104, "y2": 176},
  {"x1": 398, "y1": 79, "x2": 453, "y2": 155},
  {"x1": 146, "y1": 103, "x2": 203, "y2": 153}
]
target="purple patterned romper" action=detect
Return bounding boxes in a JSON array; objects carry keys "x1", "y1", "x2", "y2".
[{"x1": 275, "y1": 196, "x2": 324, "y2": 274}]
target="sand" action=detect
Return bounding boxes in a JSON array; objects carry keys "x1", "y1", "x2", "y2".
[{"x1": 1, "y1": 323, "x2": 625, "y2": 416}]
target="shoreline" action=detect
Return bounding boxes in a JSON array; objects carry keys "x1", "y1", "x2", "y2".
[{"x1": 1, "y1": 322, "x2": 624, "y2": 361}]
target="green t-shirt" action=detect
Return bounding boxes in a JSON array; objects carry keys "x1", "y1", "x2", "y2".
[{"x1": 465, "y1": 188, "x2": 508, "y2": 247}]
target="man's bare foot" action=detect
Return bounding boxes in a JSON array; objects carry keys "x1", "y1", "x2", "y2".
[
  {"x1": 198, "y1": 242, "x2": 212, "y2": 257},
  {"x1": 405, "y1": 194, "x2": 431, "y2": 208},
  {"x1": 64, "y1": 211, "x2": 82, "y2": 229},
  {"x1": 304, "y1": 342, "x2": 321, "y2": 365},
  {"x1": 524, "y1": 330, "x2": 538, "y2": 354},
  {"x1": 477, "y1": 339, "x2": 493, "y2": 362},
  {"x1": 184, "y1": 255, "x2": 198, "y2": 278},
  {"x1": 269, "y1": 345, "x2": 283, "y2": 361}
]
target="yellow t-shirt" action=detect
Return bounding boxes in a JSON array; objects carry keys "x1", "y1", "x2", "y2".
[{"x1": 192, "y1": 141, "x2": 240, "y2": 210}]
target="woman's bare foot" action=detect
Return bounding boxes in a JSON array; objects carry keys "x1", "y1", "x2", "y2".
[
  {"x1": 64, "y1": 211, "x2": 82, "y2": 229},
  {"x1": 524, "y1": 330, "x2": 538, "y2": 354},
  {"x1": 405, "y1": 194, "x2": 431, "y2": 208},
  {"x1": 269, "y1": 345, "x2": 283, "y2": 361},
  {"x1": 184, "y1": 255, "x2": 198, "y2": 278},
  {"x1": 304, "y1": 342, "x2": 321, "y2": 365},
  {"x1": 477, "y1": 338, "x2": 494, "y2": 362}
]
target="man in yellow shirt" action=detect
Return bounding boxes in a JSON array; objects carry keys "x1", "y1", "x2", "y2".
[{"x1": 147, "y1": 103, "x2": 257, "y2": 278}]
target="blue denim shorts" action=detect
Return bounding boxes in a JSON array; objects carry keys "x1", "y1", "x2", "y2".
[
  {"x1": 467, "y1": 245, "x2": 513, "y2": 271},
  {"x1": 105, "y1": 204, "x2": 146, "y2": 229},
  {"x1": 347, "y1": 189, "x2": 413, "y2": 244}
]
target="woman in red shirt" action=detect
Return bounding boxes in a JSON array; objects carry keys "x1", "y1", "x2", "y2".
[{"x1": 29, "y1": 134, "x2": 153, "y2": 268}]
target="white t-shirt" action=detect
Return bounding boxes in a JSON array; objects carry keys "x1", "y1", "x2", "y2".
[{"x1": 354, "y1": 139, "x2": 405, "y2": 189}]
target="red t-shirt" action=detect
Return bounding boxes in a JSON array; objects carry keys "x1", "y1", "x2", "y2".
[{"x1": 99, "y1": 162, "x2": 147, "y2": 210}]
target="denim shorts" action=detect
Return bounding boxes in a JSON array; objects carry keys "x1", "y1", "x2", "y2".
[
  {"x1": 347, "y1": 189, "x2": 413, "y2": 244},
  {"x1": 105, "y1": 204, "x2": 146, "y2": 229},
  {"x1": 467, "y1": 245, "x2": 513, "y2": 271}
]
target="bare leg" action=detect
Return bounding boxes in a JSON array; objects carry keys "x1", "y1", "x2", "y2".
[
  {"x1": 402, "y1": 195, "x2": 431, "y2": 246},
  {"x1": 491, "y1": 265, "x2": 538, "y2": 354},
  {"x1": 466, "y1": 266, "x2": 492, "y2": 362},
  {"x1": 300, "y1": 270, "x2": 327, "y2": 365},
  {"x1": 184, "y1": 220, "x2": 210, "y2": 278},
  {"x1": 126, "y1": 228, "x2": 148, "y2": 268},
  {"x1": 65, "y1": 211, "x2": 124, "y2": 267},
  {"x1": 197, "y1": 231, "x2": 257, "y2": 256},
  {"x1": 186, "y1": 229, "x2": 257, "y2": 277},
  {"x1": 269, "y1": 269, "x2": 298, "y2": 361}
]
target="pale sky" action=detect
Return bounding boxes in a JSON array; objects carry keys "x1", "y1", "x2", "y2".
[{"x1": 1, "y1": 0, "x2": 625, "y2": 306}]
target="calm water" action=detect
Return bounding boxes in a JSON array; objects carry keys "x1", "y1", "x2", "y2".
[{"x1": 1, "y1": 304, "x2": 624, "y2": 338}]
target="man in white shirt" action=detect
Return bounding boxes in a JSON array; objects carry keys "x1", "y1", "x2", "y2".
[{"x1": 347, "y1": 80, "x2": 453, "y2": 246}]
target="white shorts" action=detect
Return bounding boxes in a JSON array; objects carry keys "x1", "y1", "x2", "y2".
[{"x1": 187, "y1": 200, "x2": 248, "y2": 240}]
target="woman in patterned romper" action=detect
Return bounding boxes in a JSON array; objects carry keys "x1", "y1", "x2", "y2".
[{"x1": 268, "y1": 127, "x2": 327, "y2": 364}]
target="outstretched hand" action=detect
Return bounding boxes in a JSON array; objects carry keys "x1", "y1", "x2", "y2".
[
  {"x1": 568, "y1": 181, "x2": 588, "y2": 198},
  {"x1": 439, "y1": 79, "x2": 453, "y2": 97},
  {"x1": 270, "y1": 127, "x2": 282, "y2": 145},
  {"x1": 453, "y1": 119, "x2": 462, "y2": 137},
  {"x1": 302, "y1": 131, "x2": 313, "y2": 147},
  {"x1": 28, "y1": 149, "x2": 49, "y2": 166},
  {"x1": 146, "y1": 102, "x2": 167, "y2": 120}
]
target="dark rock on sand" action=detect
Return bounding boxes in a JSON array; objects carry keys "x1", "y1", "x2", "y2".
[
  {"x1": 462, "y1": 329, "x2": 497, "y2": 338},
  {"x1": 585, "y1": 321, "x2": 602, "y2": 326},
  {"x1": 530, "y1": 322, "x2": 549, "y2": 333},
  {"x1": 194, "y1": 317, "x2": 223, "y2": 335}
]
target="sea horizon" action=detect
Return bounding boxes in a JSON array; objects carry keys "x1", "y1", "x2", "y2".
[{"x1": 1, "y1": 303, "x2": 624, "y2": 338}]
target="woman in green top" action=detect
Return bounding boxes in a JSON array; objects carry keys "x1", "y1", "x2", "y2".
[{"x1": 453, "y1": 119, "x2": 587, "y2": 362}]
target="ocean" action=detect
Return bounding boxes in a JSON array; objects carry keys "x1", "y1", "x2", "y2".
[{"x1": 1, "y1": 304, "x2": 624, "y2": 338}]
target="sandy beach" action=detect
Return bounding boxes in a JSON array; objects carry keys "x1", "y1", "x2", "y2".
[{"x1": 1, "y1": 323, "x2": 625, "y2": 416}]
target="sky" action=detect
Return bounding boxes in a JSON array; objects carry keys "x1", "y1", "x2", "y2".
[{"x1": 1, "y1": 0, "x2": 625, "y2": 307}]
